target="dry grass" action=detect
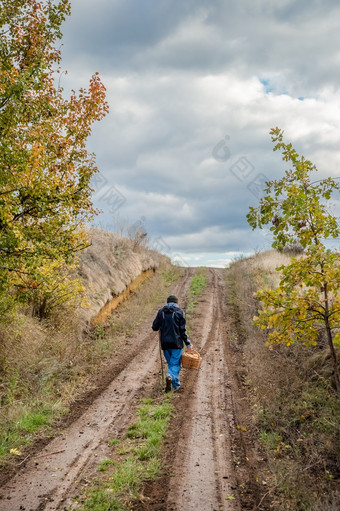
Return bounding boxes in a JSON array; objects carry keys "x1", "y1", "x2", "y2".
[
  {"x1": 240, "y1": 249, "x2": 292, "y2": 289},
  {"x1": 226, "y1": 249, "x2": 340, "y2": 511},
  {"x1": 77, "y1": 227, "x2": 163, "y2": 326}
]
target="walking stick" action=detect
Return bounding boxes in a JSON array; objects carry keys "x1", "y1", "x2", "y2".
[{"x1": 158, "y1": 331, "x2": 165, "y2": 383}]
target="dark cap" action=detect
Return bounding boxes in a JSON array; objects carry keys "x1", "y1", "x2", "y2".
[{"x1": 167, "y1": 295, "x2": 178, "y2": 303}]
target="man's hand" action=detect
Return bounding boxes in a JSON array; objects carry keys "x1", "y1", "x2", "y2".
[{"x1": 186, "y1": 344, "x2": 193, "y2": 351}]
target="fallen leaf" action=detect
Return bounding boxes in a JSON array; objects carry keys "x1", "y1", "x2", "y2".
[{"x1": 10, "y1": 448, "x2": 22, "y2": 456}]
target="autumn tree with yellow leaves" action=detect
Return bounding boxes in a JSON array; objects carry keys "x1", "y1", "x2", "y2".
[
  {"x1": 247, "y1": 127, "x2": 340, "y2": 393},
  {"x1": 0, "y1": 0, "x2": 108, "y2": 310}
]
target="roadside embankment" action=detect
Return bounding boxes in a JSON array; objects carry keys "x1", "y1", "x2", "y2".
[
  {"x1": 78, "y1": 227, "x2": 163, "y2": 326},
  {"x1": 225, "y1": 250, "x2": 340, "y2": 511}
]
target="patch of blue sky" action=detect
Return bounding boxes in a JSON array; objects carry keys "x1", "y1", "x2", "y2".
[
  {"x1": 260, "y1": 78, "x2": 275, "y2": 94},
  {"x1": 259, "y1": 78, "x2": 291, "y2": 96}
]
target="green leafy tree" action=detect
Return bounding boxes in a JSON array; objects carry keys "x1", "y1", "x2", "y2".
[
  {"x1": 0, "y1": 0, "x2": 108, "y2": 303},
  {"x1": 247, "y1": 127, "x2": 340, "y2": 393}
]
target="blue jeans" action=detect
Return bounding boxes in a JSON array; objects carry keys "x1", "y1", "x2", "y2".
[{"x1": 163, "y1": 349, "x2": 183, "y2": 389}]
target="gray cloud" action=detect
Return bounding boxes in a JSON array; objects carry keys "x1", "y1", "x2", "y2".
[
  {"x1": 63, "y1": 0, "x2": 340, "y2": 93},
  {"x1": 61, "y1": 0, "x2": 340, "y2": 263}
]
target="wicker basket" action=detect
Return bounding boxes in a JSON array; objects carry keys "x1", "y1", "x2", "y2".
[{"x1": 181, "y1": 349, "x2": 202, "y2": 370}]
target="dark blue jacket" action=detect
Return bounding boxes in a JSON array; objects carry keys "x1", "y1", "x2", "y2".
[{"x1": 152, "y1": 303, "x2": 190, "y2": 350}]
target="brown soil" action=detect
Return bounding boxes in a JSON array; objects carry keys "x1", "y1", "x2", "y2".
[
  {"x1": 91, "y1": 268, "x2": 154, "y2": 326},
  {"x1": 0, "y1": 268, "x2": 266, "y2": 511}
]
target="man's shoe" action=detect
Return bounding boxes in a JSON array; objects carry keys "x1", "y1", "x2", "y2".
[{"x1": 165, "y1": 376, "x2": 172, "y2": 393}]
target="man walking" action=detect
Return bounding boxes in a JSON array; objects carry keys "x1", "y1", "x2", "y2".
[{"x1": 152, "y1": 295, "x2": 193, "y2": 392}]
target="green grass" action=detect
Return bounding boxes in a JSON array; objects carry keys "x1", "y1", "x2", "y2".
[
  {"x1": 185, "y1": 268, "x2": 207, "y2": 335},
  {"x1": 75, "y1": 396, "x2": 173, "y2": 510},
  {"x1": 77, "y1": 489, "x2": 124, "y2": 511},
  {"x1": 259, "y1": 430, "x2": 282, "y2": 451},
  {"x1": 189, "y1": 270, "x2": 207, "y2": 296},
  {"x1": 162, "y1": 266, "x2": 183, "y2": 285},
  {"x1": 186, "y1": 300, "x2": 198, "y2": 313},
  {"x1": 0, "y1": 405, "x2": 63, "y2": 462},
  {"x1": 140, "y1": 397, "x2": 153, "y2": 405},
  {"x1": 17, "y1": 409, "x2": 51, "y2": 432},
  {"x1": 99, "y1": 459, "x2": 116, "y2": 472},
  {"x1": 108, "y1": 438, "x2": 120, "y2": 447}
]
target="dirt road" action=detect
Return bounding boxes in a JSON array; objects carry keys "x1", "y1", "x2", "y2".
[
  {"x1": 165, "y1": 269, "x2": 240, "y2": 511},
  {"x1": 0, "y1": 268, "x2": 255, "y2": 511}
]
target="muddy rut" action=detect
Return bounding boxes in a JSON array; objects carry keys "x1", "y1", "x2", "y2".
[{"x1": 0, "y1": 268, "x2": 248, "y2": 511}]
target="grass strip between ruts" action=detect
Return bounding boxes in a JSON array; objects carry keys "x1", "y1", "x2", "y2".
[
  {"x1": 73, "y1": 396, "x2": 173, "y2": 510},
  {"x1": 186, "y1": 267, "x2": 207, "y2": 336}
]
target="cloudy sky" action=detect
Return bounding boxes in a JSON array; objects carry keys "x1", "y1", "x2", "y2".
[{"x1": 61, "y1": 0, "x2": 340, "y2": 267}]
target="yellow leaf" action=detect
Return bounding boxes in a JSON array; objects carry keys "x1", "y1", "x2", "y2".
[
  {"x1": 237, "y1": 425, "x2": 247, "y2": 432},
  {"x1": 10, "y1": 448, "x2": 22, "y2": 456}
]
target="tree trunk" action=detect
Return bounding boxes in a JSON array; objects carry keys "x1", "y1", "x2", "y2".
[{"x1": 324, "y1": 286, "x2": 340, "y2": 394}]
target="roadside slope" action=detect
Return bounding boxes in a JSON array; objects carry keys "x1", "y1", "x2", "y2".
[{"x1": 77, "y1": 227, "x2": 162, "y2": 327}]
